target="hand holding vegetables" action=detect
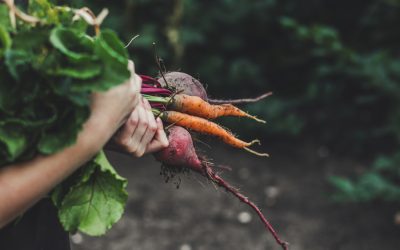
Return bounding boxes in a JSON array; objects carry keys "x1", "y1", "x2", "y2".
[
  {"x1": 89, "y1": 60, "x2": 142, "y2": 143},
  {"x1": 113, "y1": 97, "x2": 169, "y2": 158}
]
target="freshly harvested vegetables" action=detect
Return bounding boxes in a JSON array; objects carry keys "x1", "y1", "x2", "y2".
[
  {"x1": 143, "y1": 72, "x2": 286, "y2": 248},
  {"x1": 0, "y1": 0, "x2": 287, "y2": 249}
]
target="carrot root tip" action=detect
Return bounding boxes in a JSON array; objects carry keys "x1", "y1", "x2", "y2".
[
  {"x1": 249, "y1": 139, "x2": 261, "y2": 146},
  {"x1": 244, "y1": 147, "x2": 270, "y2": 157},
  {"x1": 248, "y1": 115, "x2": 267, "y2": 124}
]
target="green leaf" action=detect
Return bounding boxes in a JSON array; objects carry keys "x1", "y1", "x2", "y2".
[
  {"x1": 50, "y1": 27, "x2": 96, "y2": 63},
  {"x1": 52, "y1": 60, "x2": 102, "y2": 79},
  {"x1": 1, "y1": 102, "x2": 58, "y2": 128},
  {"x1": 329, "y1": 176, "x2": 356, "y2": 201},
  {"x1": 0, "y1": 66, "x2": 18, "y2": 112},
  {"x1": 0, "y1": 125, "x2": 28, "y2": 162},
  {"x1": 0, "y1": 25, "x2": 12, "y2": 58},
  {"x1": 72, "y1": 30, "x2": 130, "y2": 92},
  {"x1": 0, "y1": 5, "x2": 12, "y2": 31},
  {"x1": 37, "y1": 105, "x2": 89, "y2": 154},
  {"x1": 5, "y1": 50, "x2": 33, "y2": 80},
  {"x1": 58, "y1": 151, "x2": 128, "y2": 236}
]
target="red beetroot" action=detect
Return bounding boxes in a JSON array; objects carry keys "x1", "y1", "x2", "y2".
[
  {"x1": 154, "y1": 126, "x2": 203, "y2": 172},
  {"x1": 157, "y1": 72, "x2": 208, "y2": 101},
  {"x1": 154, "y1": 126, "x2": 288, "y2": 250}
]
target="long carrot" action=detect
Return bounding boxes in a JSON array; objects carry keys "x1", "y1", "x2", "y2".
[
  {"x1": 159, "y1": 110, "x2": 269, "y2": 157},
  {"x1": 169, "y1": 94, "x2": 266, "y2": 123}
]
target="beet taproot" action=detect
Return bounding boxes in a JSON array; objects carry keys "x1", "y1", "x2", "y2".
[{"x1": 157, "y1": 72, "x2": 208, "y2": 100}]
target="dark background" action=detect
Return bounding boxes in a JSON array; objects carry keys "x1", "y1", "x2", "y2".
[{"x1": 59, "y1": 0, "x2": 400, "y2": 249}]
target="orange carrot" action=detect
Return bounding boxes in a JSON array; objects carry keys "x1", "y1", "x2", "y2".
[
  {"x1": 159, "y1": 111, "x2": 269, "y2": 157},
  {"x1": 169, "y1": 94, "x2": 266, "y2": 123}
]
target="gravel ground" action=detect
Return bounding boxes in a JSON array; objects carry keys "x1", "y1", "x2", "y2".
[{"x1": 71, "y1": 142, "x2": 400, "y2": 250}]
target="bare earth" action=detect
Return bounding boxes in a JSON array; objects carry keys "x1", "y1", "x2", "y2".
[{"x1": 71, "y1": 142, "x2": 400, "y2": 250}]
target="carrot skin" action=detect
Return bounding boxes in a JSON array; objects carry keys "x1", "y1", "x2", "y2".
[
  {"x1": 160, "y1": 111, "x2": 256, "y2": 148},
  {"x1": 170, "y1": 94, "x2": 266, "y2": 123}
]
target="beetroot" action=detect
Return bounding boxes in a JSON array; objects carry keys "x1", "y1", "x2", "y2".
[
  {"x1": 154, "y1": 126, "x2": 203, "y2": 173},
  {"x1": 157, "y1": 72, "x2": 208, "y2": 101}
]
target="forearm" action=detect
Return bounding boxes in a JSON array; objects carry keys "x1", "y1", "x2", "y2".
[{"x1": 0, "y1": 117, "x2": 112, "y2": 228}]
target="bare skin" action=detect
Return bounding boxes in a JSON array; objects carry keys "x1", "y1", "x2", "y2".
[{"x1": 0, "y1": 60, "x2": 169, "y2": 228}]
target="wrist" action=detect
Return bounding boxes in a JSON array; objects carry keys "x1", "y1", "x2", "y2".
[{"x1": 79, "y1": 112, "x2": 120, "y2": 154}]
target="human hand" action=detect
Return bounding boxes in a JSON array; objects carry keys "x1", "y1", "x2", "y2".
[
  {"x1": 113, "y1": 97, "x2": 169, "y2": 157},
  {"x1": 84, "y1": 60, "x2": 142, "y2": 150}
]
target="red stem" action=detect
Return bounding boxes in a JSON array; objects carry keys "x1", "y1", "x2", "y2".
[
  {"x1": 140, "y1": 74, "x2": 162, "y2": 87},
  {"x1": 207, "y1": 170, "x2": 289, "y2": 250},
  {"x1": 141, "y1": 88, "x2": 172, "y2": 95}
]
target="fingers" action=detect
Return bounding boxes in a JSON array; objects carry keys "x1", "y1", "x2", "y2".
[
  {"x1": 113, "y1": 109, "x2": 138, "y2": 153},
  {"x1": 114, "y1": 98, "x2": 158, "y2": 157},
  {"x1": 113, "y1": 92, "x2": 168, "y2": 157},
  {"x1": 134, "y1": 99, "x2": 157, "y2": 157},
  {"x1": 145, "y1": 118, "x2": 169, "y2": 154}
]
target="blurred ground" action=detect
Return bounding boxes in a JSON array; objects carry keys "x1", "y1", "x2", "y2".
[{"x1": 71, "y1": 142, "x2": 400, "y2": 250}]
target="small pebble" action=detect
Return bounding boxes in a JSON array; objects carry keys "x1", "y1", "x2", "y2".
[
  {"x1": 264, "y1": 186, "x2": 280, "y2": 199},
  {"x1": 237, "y1": 211, "x2": 252, "y2": 224},
  {"x1": 71, "y1": 233, "x2": 83, "y2": 245},
  {"x1": 394, "y1": 211, "x2": 400, "y2": 225},
  {"x1": 180, "y1": 243, "x2": 192, "y2": 250}
]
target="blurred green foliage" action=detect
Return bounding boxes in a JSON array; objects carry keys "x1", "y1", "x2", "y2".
[{"x1": 55, "y1": 0, "x2": 400, "y2": 203}]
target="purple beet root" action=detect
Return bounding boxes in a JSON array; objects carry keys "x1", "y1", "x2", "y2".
[
  {"x1": 157, "y1": 72, "x2": 208, "y2": 101},
  {"x1": 154, "y1": 126, "x2": 203, "y2": 172}
]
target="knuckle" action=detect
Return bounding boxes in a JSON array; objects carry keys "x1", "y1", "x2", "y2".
[
  {"x1": 139, "y1": 119, "x2": 148, "y2": 127},
  {"x1": 133, "y1": 148, "x2": 144, "y2": 158},
  {"x1": 129, "y1": 117, "x2": 138, "y2": 126},
  {"x1": 162, "y1": 139, "x2": 170, "y2": 148},
  {"x1": 149, "y1": 125, "x2": 157, "y2": 133},
  {"x1": 127, "y1": 145, "x2": 139, "y2": 155},
  {"x1": 120, "y1": 138, "x2": 131, "y2": 147}
]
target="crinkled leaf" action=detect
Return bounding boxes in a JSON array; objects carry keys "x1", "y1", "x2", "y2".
[
  {"x1": 50, "y1": 27, "x2": 96, "y2": 63},
  {"x1": 72, "y1": 30, "x2": 130, "y2": 92},
  {"x1": 5, "y1": 50, "x2": 33, "y2": 80},
  {"x1": 0, "y1": 125, "x2": 28, "y2": 162},
  {"x1": 1, "y1": 102, "x2": 57, "y2": 128},
  {"x1": 58, "y1": 151, "x2": 128, "y2": 236},
  {"x1": 37, "y1": 105, "x2": 89, "y2": 154},
  {"x1": 0, "y1": 66, "x2": 18, "y2": 112},
  {"x1": 50, "y1": 77, "x2": 91, "y2": 106},
  {"x1": 12, "y1": 29, "x2": 49, "y2": 51},
  {"x1": 53, "y1": 60, "x2": 102, "y2": 79}
]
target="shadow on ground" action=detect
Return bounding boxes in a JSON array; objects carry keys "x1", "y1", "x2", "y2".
[{"x1": 71, "y1": 142, "x2": 400, "y2": 250}]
